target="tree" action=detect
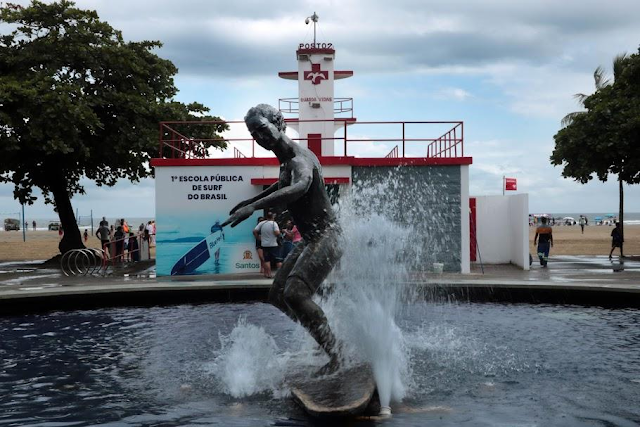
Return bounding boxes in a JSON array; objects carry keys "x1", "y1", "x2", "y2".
[
  {"x1": 552, "y1": 49, "x2": 640, "y2": 256},
  {"x1": 561, "y1": 54, "x2": 628, "y2": 127},
  {"x1": 0, "y1": 1, "x2": 228, "y2": 254}
]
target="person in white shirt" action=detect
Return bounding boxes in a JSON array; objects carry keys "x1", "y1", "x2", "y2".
[{"x1": 254, "y1": 212, "x2": 281, "y2": 278}]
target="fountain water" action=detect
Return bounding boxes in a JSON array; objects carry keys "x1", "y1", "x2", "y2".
[{"x1": 212, "y1": 174, "x2": 428, "y2": 410}]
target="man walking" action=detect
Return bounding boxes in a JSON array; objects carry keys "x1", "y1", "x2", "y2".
[
  {"x1": 579, "y1": 215, "x2": 586, "y2": 234},
  {"x1": 223, "y1": 104, "x2": 343, "y2": 374},
  {"x1": 609, "y1": 221, "x2": 623, "y2": 260},
  {"x1": 534, "y1": 216, "x2": 553, "y2": 267}
]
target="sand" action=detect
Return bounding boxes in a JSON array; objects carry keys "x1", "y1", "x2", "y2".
[
  {"x1": 0, "y1": 225, "x2": 637, "y2": 262},
  {"x1": 529, "y1": 224, "x2": 640, "y2": 256},
  {"x1": 0, "y1": 230, "x2": 156, "y2": 262}
]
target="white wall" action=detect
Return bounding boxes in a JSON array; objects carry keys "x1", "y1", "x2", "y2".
[
  {"x1": 474, "y1": 194, "x2": 529, "y2": 270},
  {"x1": 508, "y1": 194, "x2": 529, "y2": 269}
]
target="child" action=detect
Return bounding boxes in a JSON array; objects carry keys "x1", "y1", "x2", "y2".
[{"x1": 83, "y1": 229, "x2": 88, "y2": 242}]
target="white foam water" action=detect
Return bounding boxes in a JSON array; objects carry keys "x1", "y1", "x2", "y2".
[
  {"x1": 209, "y1": 318, "x2": 285, "y2": 398},
  {"x1": 322, "y1": 179, "x2": 419, "y2": 408}
]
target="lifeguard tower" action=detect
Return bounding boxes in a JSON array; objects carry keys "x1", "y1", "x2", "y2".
[{"x1": 151, "y1": 14, "x2": 473, "y2": 276}]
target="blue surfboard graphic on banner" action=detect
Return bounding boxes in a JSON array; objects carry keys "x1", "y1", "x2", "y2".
[{"x1": 170, "y1": 221, "x2": 225, "y2": 275}]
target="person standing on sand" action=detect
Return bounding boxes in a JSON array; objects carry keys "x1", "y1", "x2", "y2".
[
  {"x1": 96, "y1": 222, "x2": 111, "y2": 251},
  {"x1": 129, "y1": 232, "x2": 139, "y2": 262},
  {"x1": 114, "y1": 226, "x2": 125, "y2": 262},
  {"x1": 579, "y1": 215, "x2": 587, "y2": 234},
  {"x1": 534, "y1": 217, "x2": 553, "y2": 267},
  {"x1": 32, "y1": 220, "x2": 36, "y2": 230},
  {"x1": 609, "y1": 222, "x2": 623, "y2": 260}
]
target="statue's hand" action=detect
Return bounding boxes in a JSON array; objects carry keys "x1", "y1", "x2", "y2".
[
  {"x1": 222, "y1": 205, "x2": 255, "y2": 228},
  {"x1": 230, "y1": 199, "x2": 251, "y2": 214}
]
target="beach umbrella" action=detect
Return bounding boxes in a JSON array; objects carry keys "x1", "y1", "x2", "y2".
[
  {"x1": 606, "y1": 213, "x2": 615, "y2": 217},
  {"x1": 594, "y1": 216, "x2": 603, "y2": 221},
  {"x1": 563, "y1": 216, "x2": 575, "y2": 221}
]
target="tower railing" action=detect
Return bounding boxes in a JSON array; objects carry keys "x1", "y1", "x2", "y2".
[
  {"x1": 278, "y1": 98, "x2": 354, "y2": 117},
  {"x1": 158, "y1": 119, "x2": 463, "y2": 159}
]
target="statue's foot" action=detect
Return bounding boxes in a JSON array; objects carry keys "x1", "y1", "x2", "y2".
[{"x1": 314, "y1": 356, "x2": 340, "y2": 377}]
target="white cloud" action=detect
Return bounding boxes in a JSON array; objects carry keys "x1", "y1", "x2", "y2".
[{"x1": 4, "y1": 0, "x2": 640, "y2": 216}]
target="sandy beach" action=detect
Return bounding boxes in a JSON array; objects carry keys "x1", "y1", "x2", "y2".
[
  {"x1": 0, "y1": 230, "x2": 155, "y2": 262},
  {"x1": 529, "y1": 224, "x2": 640, "y2": 256},
  {"x1": 0, "y1": 225, "x2": 637, "y2": 262}
]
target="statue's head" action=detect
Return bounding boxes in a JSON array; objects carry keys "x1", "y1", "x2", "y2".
[{"x1": 245, "y1": 104, "x2": 286, "y2": 150}]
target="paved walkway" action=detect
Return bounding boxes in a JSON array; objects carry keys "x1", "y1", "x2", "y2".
[{"x1": 0, "y1": 255, "x2": 638, "y2": 313}]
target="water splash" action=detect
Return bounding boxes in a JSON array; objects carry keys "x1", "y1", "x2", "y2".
[
  {"x1": 211, "y1": 170, "x2": 431, "y2": 406},
  {"x1": 210, "y1": 318, "x2": 285, "y2": 398},
  {"x1": 321, "y1": 174, "x2": 426, "y2": 407}
]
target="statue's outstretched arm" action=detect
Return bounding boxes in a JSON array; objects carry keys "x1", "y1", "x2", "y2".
[
  {"x1": 250, "y1": 165, "x2": 311, "y2": 210},
  {"x1": 229, "y1": 182, "x2": 279, "y2": 214},
  {"x1": 222, "y1": 162, "x2": 311, "y2": 228}
]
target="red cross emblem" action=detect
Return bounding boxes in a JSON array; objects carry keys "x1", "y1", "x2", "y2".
[{"x1": 304, "y1": 63, "x2": 328, "y2": 85}]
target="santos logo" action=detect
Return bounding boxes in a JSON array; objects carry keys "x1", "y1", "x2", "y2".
[
  {"x1": 236, "y1": 261, "x2": 260, "y2": 269},
  {"x1": 236, "y1": 251, "x2": 259, "y2": 269}
]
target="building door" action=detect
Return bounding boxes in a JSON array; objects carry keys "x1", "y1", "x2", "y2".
[
  {"x1": 470, "y1": 197, "x2": 477, "y2": 262},
  {"x1": 308, "y1": 133, "x2": 322, "y2": 157}
]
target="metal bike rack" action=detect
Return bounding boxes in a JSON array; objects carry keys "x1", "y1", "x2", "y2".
[{"x1": 61, "y1": 248, "x2": 110, "y2": 276}]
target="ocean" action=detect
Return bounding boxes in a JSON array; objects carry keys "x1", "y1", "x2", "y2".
[
  {"x1": 1, "y1": 216, "x2": 155, "y2": 232},
  {"x1": 537, "y1": 212, "x2": 640, "y2": 226},
  {"x1": 4, "y1": 213, "x2": 640, "y2": 231}
]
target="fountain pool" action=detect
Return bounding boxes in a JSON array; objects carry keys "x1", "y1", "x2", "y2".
[{"x1": 1, "y1": 301, "x2": 639, "y2": 426}]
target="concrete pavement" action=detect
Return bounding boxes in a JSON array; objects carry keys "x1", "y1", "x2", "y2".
[{"x1": 0, "y1": 255, "x2": 639, "y2": 314}]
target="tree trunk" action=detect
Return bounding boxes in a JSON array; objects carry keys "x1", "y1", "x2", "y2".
[
  {"x1": 50, "y1": 173, "x2": 85, "y2": 254},
  {"x1": 619, "y1": 176, "x2": 624, "y2": 258}
]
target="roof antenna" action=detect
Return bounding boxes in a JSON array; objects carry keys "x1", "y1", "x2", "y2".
[{"x1": 305, "y1": 12, "x2": 319, "y2": 45}]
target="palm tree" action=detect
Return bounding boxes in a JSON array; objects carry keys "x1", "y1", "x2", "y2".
[
  {"x1": 561, "y1": 54, "x2": 628, "y2": 128},
  {"x1": 561, "y1": 53, "x2": 629, "y2": 257}
]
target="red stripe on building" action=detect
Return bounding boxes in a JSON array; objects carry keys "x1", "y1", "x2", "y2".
[
  {"x1": 150, "y1": 157, "x2": 473, "y2": 168},
  {"x1": 251, "y1": 177, "x2": 350, "y2": 185}
]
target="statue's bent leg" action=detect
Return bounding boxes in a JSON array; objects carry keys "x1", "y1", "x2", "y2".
[
  {"x1": 285, "y1": 228, "x2": 343, "y2": 361},
  {"x1": 284, "y1": 275, "x2": 339, "y2": 358},
  {"x1": 269, "y1": 241, "x2": 305, "y2": 320}
]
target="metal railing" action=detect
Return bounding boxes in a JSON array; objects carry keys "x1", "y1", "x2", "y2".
[
  {"x1": 385, "y1": 145, "x2": 399, "y2": 158},
  {"x1": 159, "y1": 119, "x2": 464, "y2": 159},
  {"x1": 427, "y1": 122, "x2": 464, "y2": 158},
  {"x1": 278, "y1": 97, "x2": 353, "y2": 117},
  {"x1": 233, "y1": 147, "x2": 247, "y2": 158},
  {"x1": 159, "y1": 123, "x2": 212, "y2": 159}
]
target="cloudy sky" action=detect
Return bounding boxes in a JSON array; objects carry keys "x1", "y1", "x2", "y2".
[{"x1": 2, "y1": 0, "x2": 640, "y2": 220}]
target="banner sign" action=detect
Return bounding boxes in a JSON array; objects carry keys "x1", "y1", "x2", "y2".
[{"x1": 155, "y1": 166, "x2": 263, "y2": 276}]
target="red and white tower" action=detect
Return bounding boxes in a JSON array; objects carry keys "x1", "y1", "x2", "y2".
[{"x1": 278, "y1": 13, "x2": 354, "y2": 157}]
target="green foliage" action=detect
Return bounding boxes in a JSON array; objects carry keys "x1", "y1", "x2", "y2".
[
  {"x1": 551, "y1": 49, "x2": 640, "y2": 185},
  {"x1": 0, "y1": 0, "x2": 228, "y2": 205}
]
